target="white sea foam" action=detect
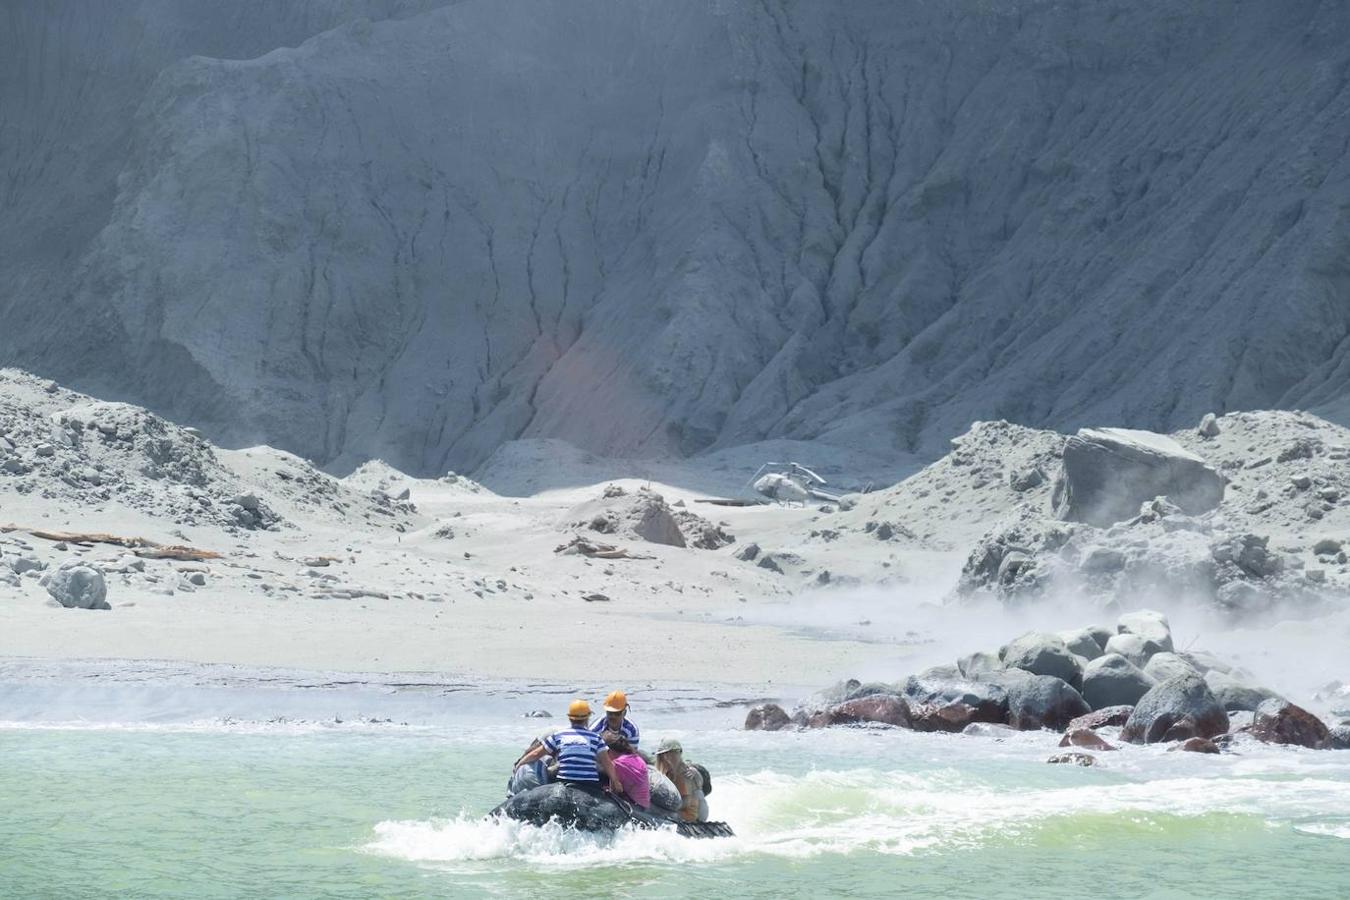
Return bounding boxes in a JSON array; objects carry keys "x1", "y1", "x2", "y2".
[{"x1": 366, "y1": 760, "x2": 1350, "y2": 870}]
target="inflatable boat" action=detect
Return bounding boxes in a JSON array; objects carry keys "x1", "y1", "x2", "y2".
[{"x1": 490, "y1": 783, "x2": 735, "y2": 839}]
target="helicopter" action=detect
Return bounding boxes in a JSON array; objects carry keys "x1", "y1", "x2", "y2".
[{"x1": 746, "y1": 462, "x2": 844, "y2": 506}]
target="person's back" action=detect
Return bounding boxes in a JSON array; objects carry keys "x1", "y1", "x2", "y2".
[
  {"x1": 514, "y1": 700, "x2": 616, "y2": 794},
  {"x1": 603, "y1": 733, "x2": 650, "y2": 808},
  {"x1": 544, "y1": 726, "x2": 607, "y2": 784}
]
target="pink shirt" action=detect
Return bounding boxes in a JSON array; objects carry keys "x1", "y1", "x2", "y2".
[{"x1": 611, "y1": 753, "x2": 650, "y2": 808}]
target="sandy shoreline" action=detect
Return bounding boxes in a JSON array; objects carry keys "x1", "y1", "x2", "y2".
[{"x1": 0, "y1": 591, "x2": 908, "y2": 687}]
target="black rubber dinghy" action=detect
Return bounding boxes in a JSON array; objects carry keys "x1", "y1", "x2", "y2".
[{"x1": 491, "y1": 783, "x2": 734, "y2": 839}]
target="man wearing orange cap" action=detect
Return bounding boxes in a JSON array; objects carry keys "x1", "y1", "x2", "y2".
[
  {"x1": 590, "y1": 690, "x2": 640, "y2": 749},
  {"x1": 515, "y1": 699, "x2": 618, "y2": 792}
]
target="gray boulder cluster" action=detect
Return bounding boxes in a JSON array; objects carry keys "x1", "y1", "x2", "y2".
[
  {"x1": 959, "y1": 415, "x2": 1347, "y2": 618},
  {"x1": 747, "y1": 608, "x2": 1349, "y2": 760},
  {"x1": 0, "y1": 371, "x2": 282, "y2": 532}
]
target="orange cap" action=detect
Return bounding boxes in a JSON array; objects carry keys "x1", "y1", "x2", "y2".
[
  {"x1": 603, "y1": 691, "x2": 627, "y2": 713},
  {"x1": 567, "y1": 699, "x2": 592, "y2": 719}
]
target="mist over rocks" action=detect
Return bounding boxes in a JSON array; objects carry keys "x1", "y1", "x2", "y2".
[{"x1": 4, "y1": 2, "x2": 1350, "y2": 476}]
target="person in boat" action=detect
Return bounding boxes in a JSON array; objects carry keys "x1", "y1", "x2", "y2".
[
  {"x1": 654, "y1": 738, "x2": 708, "y2": 822},
  {"x1": 602, "y1": 733, "x2": 650, "y2": 809},
  {"x1": 514, "y1": 699, "x2": 618, "y2": 795},
  {"x1": 590, "y1": 690, "x2": 640, "y2": 749},
  {"x1": 507, "y1": 731, "x2": 558, "y2": 796}
]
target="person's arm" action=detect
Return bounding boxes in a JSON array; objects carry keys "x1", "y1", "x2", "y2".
[
  {"x1": 516, "y1": 737, "x2": 554, "y2": 770},
  {"x1": 678, "y1": 764, "x2": 701, "y2": 821},
  {"x1": 597, "y1": 748, "x2": 618, "y2": 790}
]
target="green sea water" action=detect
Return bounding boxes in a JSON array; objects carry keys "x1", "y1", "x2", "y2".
[{"x1": 3, "y1": 719, "x2": 1349, "y2": 899}]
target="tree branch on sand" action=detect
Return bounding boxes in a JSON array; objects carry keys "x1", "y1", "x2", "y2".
[{"x1": 1, "y1": 525, "x2": 221, "y2": 561}]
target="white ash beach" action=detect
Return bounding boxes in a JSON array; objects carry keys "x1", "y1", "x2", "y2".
[{"x1": 3, "y1": 368, "x2": 1348, "y2": 702}]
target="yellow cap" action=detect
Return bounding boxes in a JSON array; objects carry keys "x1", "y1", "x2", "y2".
[
  {"x1": 603, "y1": 691, "x2": 627, "y2": 713},
  {"x1": 567, "y1": 699, "x2": 592, "y2": 719}
]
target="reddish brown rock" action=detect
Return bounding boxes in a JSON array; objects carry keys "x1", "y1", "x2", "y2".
[
  {"x1": 1168, "y1": 737, "x2": 1221, "y2": 754},
  {"x1": 909, "y1": 702, "x2": 982, "y2": 733},
  {"x1": 1059, "y1": 729, "x2": 1117, "y2": 751},
  {"x1": 808, "y1": 694, "x2": 911, "y2": 728},
  {"x1": 1160, "y1": 717, "x2": 1201, "y2": 743},
  {"x1": 1047, "y1": 751, "x2": 1097, "y2": 766},
  {"x1": 1066, "y1": 705, "x2": 1134, "y2": 732},
  {"x1": 744, "y1": 703, "x2": 792, "y2": 732},
  {"x1": 1247, "y1": 700, "x2": 1332, "y2": 749}
]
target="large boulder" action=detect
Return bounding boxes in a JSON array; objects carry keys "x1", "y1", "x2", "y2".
[
  {"x1": 797, "y1": 679, "x2": 862, "y2": 715},
  {"x1": 1066, "y1": 706, "x2": 1134, "y2": 732},
  {"x1": 1142, "y1": 652, "x2": 1199, "y2": 684},
  {"x1": 44, "y1": 561, "x2": 110, "y2": 610},
  {"x1": 1057, "y1": 628, "x2": 1105, "y2": 662},
  {"x1": 989, "y1": 671, "x2": 1091, "y2": 731},
  {"x1": 1052, "y1": 428, "x2": 1225, "y2": 527},
  {"x1": 1084, "y1": 624, "x2": 1115, "y2": 651},
  {"x1": 1059, "y1": 729, "x2": 1117, "y2": 751},
  {"x1": 1116, "y1": 610, "x2": 1174, "y2": 652},
  {"x1": 808, "y1": 694, "x2": 911, "y2": 729},
  {"x1": 1121, "y1": 673, "x2": 1229, "y2": 744},
  {"x1": 1247, "y1": 700, "x2": 1332, "y2": 749},
  {"x1": 999, "y1": 633, "x2": 1083, "y2": 687},
  {"x1": 744, "y1": 703, "x2": 792, "y2": 731},
  {"x1": 1204, "y1": 670, "x2": 1282, "y2": 712},
  {"x1": 631, "y1": 495, "x2": 687, "y2": 547},
  {"x1": 1170, "y1": 737, "x2": 1221, "y2": 754},
  {"x1": 1330, "y1": 723, "x2": 1350, "y2": 750},
  {"x1": 1081, "y1": 654, "x2": 1156, "y2": 710},
  {"x1": 1102, "y1": 633, "x2": 1163, "y2": 668},
  {"x1": 957, "y1": 650, "x2": 1004, "y2": 679},
  {"x1": 902, "y1": 670, "x2": 1009, "y2": 732}
]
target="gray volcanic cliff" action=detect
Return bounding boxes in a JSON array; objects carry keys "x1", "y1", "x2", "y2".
[{"x1": 3, "y1": 0, "x2": 1349, "y2": 474}]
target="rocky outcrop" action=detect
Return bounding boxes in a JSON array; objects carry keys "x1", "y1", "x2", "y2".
[{"x1": 1121, "y1": 673, "x2": 1229, "y2": 744}]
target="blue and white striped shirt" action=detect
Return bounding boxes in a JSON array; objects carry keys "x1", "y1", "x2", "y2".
[
  {"x1": 542, "y1": 728, "x2": 607, "y2": 783},
  {"x1": 589, "y1": 716, "x2": 640, "y2": 748}
]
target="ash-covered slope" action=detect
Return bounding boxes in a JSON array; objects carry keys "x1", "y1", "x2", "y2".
[{"x1": 3, "y1": 1, "x2": 1350, "y2": 475}]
